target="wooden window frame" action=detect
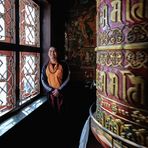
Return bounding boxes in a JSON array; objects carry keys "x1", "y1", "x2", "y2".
[{"x1": 0, "y1": 0, "x2": 43, "y2": 120}]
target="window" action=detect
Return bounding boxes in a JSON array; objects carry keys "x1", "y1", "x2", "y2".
[
  {"x1": 19, "y1": 0, "x2": 40, "y2": 47},
  {"x1": 0, "y1": 51, "x2": 15, "y2": 116},
  {"x1": 19, "y1": 52, "x2": 40, "y2": 105},
  {"x1": 0, "y1": 0, "x2": 40, "y2": 117},
  {"x1": 0, "y1": 0, "x2": 15, "y2": 43}
]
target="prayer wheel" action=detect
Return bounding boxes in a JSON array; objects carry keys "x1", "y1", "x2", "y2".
[{"x1": 91, "y1": 0, "x2": 148, "y2": 147}]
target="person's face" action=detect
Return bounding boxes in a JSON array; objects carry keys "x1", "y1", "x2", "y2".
[{"x1": 48, "y1": 47, "x2": 57, "y2": 60}]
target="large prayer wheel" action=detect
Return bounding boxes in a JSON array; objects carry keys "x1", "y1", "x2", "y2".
[{"x1": 91, "y1": 0, "x2": 148, "y2": 147}]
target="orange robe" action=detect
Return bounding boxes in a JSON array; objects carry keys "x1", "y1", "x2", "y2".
[{"x1": 46, "y1": 63, "x2": 63, "y2": 89}]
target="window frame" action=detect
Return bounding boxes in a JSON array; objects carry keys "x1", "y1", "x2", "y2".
[{"x1": 0, "y1": 0, "x2": 42, "y2": 122}]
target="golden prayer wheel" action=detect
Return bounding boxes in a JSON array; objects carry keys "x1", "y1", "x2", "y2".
[{"x1": 91, "y1": 0, "x2": 148, "y2": 147}]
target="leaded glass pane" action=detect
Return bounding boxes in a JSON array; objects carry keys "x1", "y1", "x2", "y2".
[
  {"x1": 0, "y1": 51, "x2": 16, "y2": 117},
  {"x1": 19, "y1": 52, "x2": 40, "y2": 105},
  {"x1": 19, "y1": 0, "x2": 40, "y2": 47},
  {"x1": 0, "y1": 0, "x2": 15, "y2": 43}
]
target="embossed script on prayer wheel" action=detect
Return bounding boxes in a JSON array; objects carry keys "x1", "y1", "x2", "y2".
[{"x1": 91, "y1": 0, "x2": 148, "y2": 147}]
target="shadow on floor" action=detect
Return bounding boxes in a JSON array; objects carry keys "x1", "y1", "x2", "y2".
[{"x1": 0, "y1": 81, "x2": 102, "y2": 148}]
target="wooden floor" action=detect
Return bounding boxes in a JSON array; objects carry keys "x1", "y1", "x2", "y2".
[{"x1": 0, "y1": 81, "x2": 102, "y2": 148}]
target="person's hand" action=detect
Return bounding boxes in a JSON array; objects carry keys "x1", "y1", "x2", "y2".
[{"x1": 52, "y1": 89, "x2": 60, "y2": 97}]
